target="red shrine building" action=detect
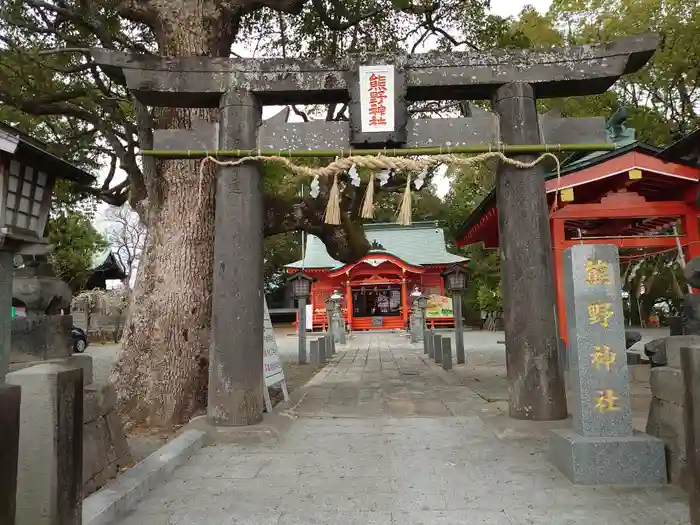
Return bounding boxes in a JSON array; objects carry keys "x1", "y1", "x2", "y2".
[
  {"x1": 286, "y1": 221, "x2": 466, "y2": 331},
  {"x1": 456, "y1": 114, "x2": 700, "y2": 344}
]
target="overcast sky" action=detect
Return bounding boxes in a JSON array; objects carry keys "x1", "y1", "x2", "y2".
[{"x1": 491, "y1": 0, "x2": 551, "y2": 17}]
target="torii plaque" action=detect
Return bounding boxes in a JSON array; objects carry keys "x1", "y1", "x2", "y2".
[{"x1": 92, "y1": 33, "x2": 658, "y2": 425}]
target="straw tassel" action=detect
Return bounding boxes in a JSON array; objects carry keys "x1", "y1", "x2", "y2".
[
  {"x1": 324, "y1": 173, "x2": 341, "y2": 225},
  {"x1": 360, "y1": 172, "x2": 376, "y2": 219},
  {"x1": 396, "y1": 173, "x2": 412, "y2": 226}
]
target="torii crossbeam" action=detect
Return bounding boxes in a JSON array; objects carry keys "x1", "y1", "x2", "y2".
[{"x1": 92, "y1": 33, "x2": 658, "y2": 426}]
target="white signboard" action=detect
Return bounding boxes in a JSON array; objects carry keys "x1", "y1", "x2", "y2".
[
  {"x1": 263, "y1": 299, "x2": 288, "y2": 412},
  {"x1": 305, "y1": 304, "x2": 313, "y2": 330},
  {"x1": 359, "y1": 65, "x2": 395, "y2": 133},
  {"x1": 263, "y1": 300, "x2": 285, "y2": 387}
]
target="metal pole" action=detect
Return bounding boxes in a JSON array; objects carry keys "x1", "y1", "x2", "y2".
[
  {"x1": 298, "y1": 296, "x2": 307, "y2": 364},
  {"x1": 454, "y1": 291, "x2": 465, "y2": 364}
]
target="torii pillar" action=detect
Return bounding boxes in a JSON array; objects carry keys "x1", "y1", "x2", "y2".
[{"x1": 493, "y1": 83, "x2": 566, "y2": 420}]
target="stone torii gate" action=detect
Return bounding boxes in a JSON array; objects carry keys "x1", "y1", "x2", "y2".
[{"x1": 92, "y1": 33, "x2": 657, "y2": 426}]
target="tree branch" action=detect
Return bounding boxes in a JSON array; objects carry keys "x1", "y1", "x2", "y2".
[{"x1": 310, "y1": 0, "x2": 384, "y2": 31}]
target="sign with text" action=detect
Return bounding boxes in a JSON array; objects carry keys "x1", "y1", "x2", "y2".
[
  {"x1": 563, "y1": 244, "x2": 632, "y2": 438},
  {"x1": 425, "y1": 295, "x2": 453, "y2": 318},
  {"x1": 263, "y1": 299, "x2": 285, "y2": 388},
  {"x1": 359, "y1": 65, "x2": 395, "y2": 133}
]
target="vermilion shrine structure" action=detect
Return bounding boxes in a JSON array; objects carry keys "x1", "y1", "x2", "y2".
[
  {"x1": 457, "y1": 114, "x2": 700, "y2": 344},
  {"x1": 92, "y1": 33, "x2": 658, "y2": 425},
  {"x1": 286, "y1": 222, "x2": 465, "y2": 331}
]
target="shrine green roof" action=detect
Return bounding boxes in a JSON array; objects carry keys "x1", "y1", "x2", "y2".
[{"x1": 286, "y1": 221, "x2": 466, "y2": 269}]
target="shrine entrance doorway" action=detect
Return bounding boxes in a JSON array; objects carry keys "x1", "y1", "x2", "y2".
[{"x1": 350, "y1": 281, "x2": 404, "y2": 330}]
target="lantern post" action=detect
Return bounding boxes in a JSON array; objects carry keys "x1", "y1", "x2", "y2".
[
  {"x1": 442, "y1": 265, "x2": 469, "y2": 364},
  {"x1": 287, "y1": 272, "x2": 314, "y2": 364}
]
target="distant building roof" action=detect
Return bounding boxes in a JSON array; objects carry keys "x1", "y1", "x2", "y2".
[
  {"x1": 286, "y1": 221, "x2": 466, "y2": 269},
  {"x1": 89, "y1": 247, "x2": 126, "y2": 278}
]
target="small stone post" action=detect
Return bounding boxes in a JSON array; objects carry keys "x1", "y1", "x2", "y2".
[
  {"x1": 423, "y1": 328, "x2": 430, "y2": 355},
  {"x1": 681, "y1": 345, "x2": 700, "y2": 524},
  {"x1": 319, "y1": 336, "x2": 328, "y2": 359},
  {"x1": 433, "y1": 333, "x2": 442, "y2": 364},
  {"x1": 442, "y1": 338, "x2": 453, "y2": 371},
  {"x1": 311, "y1": 339, "x2": 326, "y2": 366},
  {"x1": 209, "y1": 89, "x2": 264, "y2": 426},
  {"x1": 492, "y1": 82, "x2": 566, "y2": 421},
  {"x1": 7, "y1": 365, "x2": 83, "y2": 525},
  {"x1": 549, "y1": 244, "x2": 665, "y2": 485},
  {"x1": 0, "y1": 383, "x2": 20, "y2": 525}
]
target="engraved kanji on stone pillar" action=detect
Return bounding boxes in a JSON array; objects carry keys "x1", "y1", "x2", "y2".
[
  {"x1": 565, "y1": 244, "x2": 632, "y2": 436},
  {"x1": 550, "y1": 244, "x2": 666, "y2": 485}
]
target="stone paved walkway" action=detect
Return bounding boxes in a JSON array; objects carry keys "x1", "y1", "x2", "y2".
[{"x1": 116, "y1": 333, "x2": 690, "y2": 525}]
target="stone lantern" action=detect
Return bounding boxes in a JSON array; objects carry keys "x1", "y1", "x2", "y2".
[
  {"x1": 442, "y1": 265, "x2": 470, "y2": 364},
  {"x1": 329, "y1": 290, "x2": 345, "y2": 345},
  {"x1": 287, "y1": 271, "x2": 314, "y2": 364},
  {"x1": 0, "y1": 123, "x2": 95, "y2": 525},
  {"x1": 410, "y1": 287, "x2": 423, "y2": 342}
]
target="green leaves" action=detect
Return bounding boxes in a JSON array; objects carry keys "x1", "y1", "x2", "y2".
[
  {"x1": 47, "y1": 210, "x2": 107, "y2": 290},
  {"x1": 547, "y1": 0, "x2": 700, "y2": 140}
]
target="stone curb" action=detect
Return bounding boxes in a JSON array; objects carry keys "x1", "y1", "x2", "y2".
[{"x1": 82, "y1": 429, "x2": 209, "y2": 525}]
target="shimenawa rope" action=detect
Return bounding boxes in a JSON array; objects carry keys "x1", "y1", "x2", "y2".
[{"x1": 197, "y1": 151, "x2": 562, "y2": 225}]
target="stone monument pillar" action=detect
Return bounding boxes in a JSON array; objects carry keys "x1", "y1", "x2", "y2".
[
  {"x1": 681, "y1": 344, "x2": 700, "y2": 524},
  {"x1": 550, "y1": 244, "x2": 666, "y2": 485}
]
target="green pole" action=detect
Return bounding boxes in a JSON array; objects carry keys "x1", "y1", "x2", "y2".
[{"x1": 138, "y1": 143, "x2": 616, "y2": 160}]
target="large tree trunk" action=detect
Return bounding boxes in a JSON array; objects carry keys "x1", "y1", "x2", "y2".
[
  {"x1": 111, "y1": 2, "x2": 223, "y2": 427},
  {"x1": 111, "y1": 0, "x2": 373, "y2": 428},
  {"x1": 112, "y1": 156, "x2": 215, "y2": 426}
]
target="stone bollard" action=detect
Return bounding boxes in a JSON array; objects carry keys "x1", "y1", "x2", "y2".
[
  {"x1": 322, "y1": 336, "x2": 331, "y2": 359},
  {"x1": 0, "y1": 383, "x2": 21, "y2": 525},
  {"x1": 311, "y1": 339, "x2": 326, "y2": 366},
  {"x1": 325, "y1": 333, "x2": 335, "y2": 357},
  {"x1": 6, "y1": 365, "x2": 83, "y2": 525},
  {"x1": 433, "y1": 333, "x2": 442, "y2": 364},
  {"x1": 442, "y1": 338, "x2": 453, "y2": 371},
  {"x1": 681, "y1": 345, "x2": 700, "y2": 524},
  {"x1": 324, "y1": 334, "x2": 333, "y2": 357},
  {"x1": 423, "y1": 329, "x2": 429, "y2": 354},
  {"x1": 427, "y1": 330, "x2": 434, "y2": 358}
]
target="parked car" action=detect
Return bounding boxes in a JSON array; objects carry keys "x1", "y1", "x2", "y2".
[{"x1": 72, "y1": 326, "x2": 88, "y2": 354}]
